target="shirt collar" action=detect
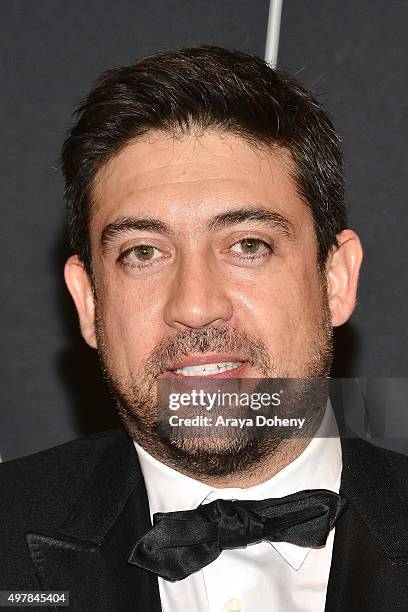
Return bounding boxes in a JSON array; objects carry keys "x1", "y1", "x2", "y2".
[{"x1": 134, "y1": 400, "x2": 342, "y2": 571}]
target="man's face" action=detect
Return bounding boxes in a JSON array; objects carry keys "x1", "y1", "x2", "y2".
[
  {"x1": 66, "y1": 129, "x2": 361, "y2": 478},
  {"x1": 91, "y1": 129, "x2": 331, "y2": 374}
]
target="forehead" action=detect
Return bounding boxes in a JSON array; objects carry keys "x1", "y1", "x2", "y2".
[{"x1": 91, "y1": 129, "x2": 309, "y2": 232}]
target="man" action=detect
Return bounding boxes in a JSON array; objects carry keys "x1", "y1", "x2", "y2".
[{"x1": 1, "y1": 46, "x2": 407, "y2": 611}]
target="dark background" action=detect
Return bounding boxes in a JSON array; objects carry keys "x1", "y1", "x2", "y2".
[{"x1": 1, "y1": 1, "x2": 407, "y2": 461}]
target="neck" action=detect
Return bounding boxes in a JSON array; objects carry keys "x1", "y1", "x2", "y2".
[
  {"x1": 204, "y1": 437, "x2": 312, "y2": 488},
  {"x1": 143, "y1": 435, "x2": 313, "y2": 489}
]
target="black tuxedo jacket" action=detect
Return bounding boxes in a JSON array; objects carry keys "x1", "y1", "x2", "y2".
[{"x1": 1, "y1": 428, "x2": 408, "y2": 611}]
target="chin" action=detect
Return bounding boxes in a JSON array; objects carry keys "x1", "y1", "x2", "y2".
[{"x1": 162, "y1": 434, "x2": 282, "y2": 479}]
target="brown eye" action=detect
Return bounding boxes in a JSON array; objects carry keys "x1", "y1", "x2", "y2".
[
  {"x1": 239, "y1": 238, "x2": 262, "y2": 254},
  {"x1": 132, "y1": 245, "x2": 155, "y2": 261},
  {"x1": 118, "y1": 243, "x2": 168, "y2": 270},
  {"x1": 230, "y1": 238, "x2": 272, "y2": 257}
]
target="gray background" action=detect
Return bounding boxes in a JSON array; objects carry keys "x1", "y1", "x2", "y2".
[{"x1": 1, "y1": 1, "x2": 406, "y2": 461}]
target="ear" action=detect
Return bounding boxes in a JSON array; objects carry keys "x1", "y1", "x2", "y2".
[
  {"x1": 64, "y1": 255, "x2": 97, "y2": 348},
  {"x1": 325, "y1": 229, "x2": 363, "y2": 327}
]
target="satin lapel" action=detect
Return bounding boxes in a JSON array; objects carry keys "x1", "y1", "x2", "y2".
[
  {"x1": 26, "y1": 432, "x2": 161, "y2": 612},
  {"x1": 325, "y1": 437, "x2": 408, "y2": 612}
]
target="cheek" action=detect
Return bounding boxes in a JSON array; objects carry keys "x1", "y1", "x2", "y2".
[
  {"x1": 230, "y1": 259, "x2": 325, "y2": 349},
  {"x1": 95, "y1": 276, "x2": 166, "y2": 373}
]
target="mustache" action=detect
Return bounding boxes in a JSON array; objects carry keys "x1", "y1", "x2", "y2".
[{"x1": 142, "y1": 325, "x2": 271, "y2": 378}]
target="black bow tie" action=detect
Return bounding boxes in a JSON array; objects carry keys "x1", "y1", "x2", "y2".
[{"x1": 128, "y1": 489, "x2": 346, "y2": 581}]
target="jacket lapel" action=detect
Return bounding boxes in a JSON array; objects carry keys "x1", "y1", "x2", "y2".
[
  {"x1": 26, "y1": 431, "x2": 161, "y2": 612},
  {"x1": 325, "y1": 436, "x2": 408, "y2": 611}
]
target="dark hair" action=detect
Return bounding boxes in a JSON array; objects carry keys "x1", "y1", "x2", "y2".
[{"x1": 62, "y1": 45, "x2": 346, "y2": 274}]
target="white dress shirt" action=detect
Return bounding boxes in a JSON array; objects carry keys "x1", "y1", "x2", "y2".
[{"x1": 134, "y1": 404, "x2": 342, "y2": 612}]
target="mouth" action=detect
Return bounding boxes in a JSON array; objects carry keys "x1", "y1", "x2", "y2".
[{"x1": 163, "y1": 355, "x2": 248, "y2": 378}]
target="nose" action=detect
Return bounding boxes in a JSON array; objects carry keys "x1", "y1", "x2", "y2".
[{"x1": 163, "y1": 252, "x2": 233, "y2": 330}]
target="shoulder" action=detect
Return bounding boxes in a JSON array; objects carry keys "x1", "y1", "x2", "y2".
[
  {"x1": 0, "y1": 428, "x2": 127, "y2": 479},
  {"x1": 370, "y1": 440, "x2": 408, "y2": 491},
  {"x1": 0, "y1": 428, "x2": 128, "y2": 529},
  {"x1": 343, "y1": 435, "x2": 408, "y2": 470},
  {"x1": 341, "y1": 435, "x2": 408, "y2": 499}
]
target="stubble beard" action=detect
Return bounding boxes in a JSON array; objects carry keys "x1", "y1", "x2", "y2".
[{"x1": 94, "y1": 289, "x2": 334, "y2": 481}]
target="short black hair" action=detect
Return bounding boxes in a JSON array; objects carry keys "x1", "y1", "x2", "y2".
[{"x1": 62, "y1": 45, "x2": 346, "y2": 274}]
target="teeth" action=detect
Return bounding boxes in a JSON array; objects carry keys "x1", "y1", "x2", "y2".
[{"x1": 174, "y1": 361, "x2": 243, "y2": 376}]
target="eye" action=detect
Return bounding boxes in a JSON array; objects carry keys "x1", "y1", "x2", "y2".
[
  {"x1": 229, "y1": 238, "x2": 273, "y2": 259},
  {"x1": 118, "y1": 244, "x2": 165, "y2": 269},
  {"x1": 129, "y1": 245, "x2": 157, "y2": 261}
]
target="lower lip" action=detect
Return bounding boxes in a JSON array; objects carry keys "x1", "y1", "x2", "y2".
[{"x1": 162, "y1": 362, "x2": 248, "y2": 379}]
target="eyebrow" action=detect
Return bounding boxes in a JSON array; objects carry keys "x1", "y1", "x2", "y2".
[
  {"x1": 100, "y1": 206, "x2": 295, "y2": 252},
  {"x1": 101, "y1": 217, "x2": 173, "y2": 252},
  {"x1": 207, "y1": 207, "x2": 295, "y2": 238}
]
